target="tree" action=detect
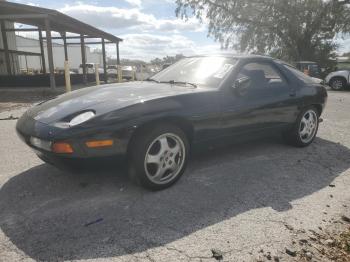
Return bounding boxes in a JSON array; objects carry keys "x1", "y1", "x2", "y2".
[
  {"x1": 150, "y1": 54, "x2": 185, "y2": 66},
  {"x1": 150, "y1": 57, "x2": 163, "y2": 66},
  {"x1": 175, "y1": 0, "x2": 350, "y2": 66}
]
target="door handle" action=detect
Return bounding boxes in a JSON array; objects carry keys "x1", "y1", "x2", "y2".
[{"x1": 289, "y1": 90, "x2": 297, "y2": 97}]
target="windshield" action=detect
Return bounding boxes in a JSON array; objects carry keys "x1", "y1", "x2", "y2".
[
  {"x1": 151, "y1": 57, "x2": 237, "y2": 87},
  {"x1": 123, "y1": 66, "x2": 133, "y2": 71}
]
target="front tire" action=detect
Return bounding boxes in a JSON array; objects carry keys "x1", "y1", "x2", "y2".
[
  {"x1": 128, "y1": 124, "x2": 189, "y2": 190},
  {"x1": 284, "y1": 106, "x2": 319, "y2": 147}
]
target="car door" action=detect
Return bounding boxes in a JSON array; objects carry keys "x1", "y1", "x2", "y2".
[{"x1": 220, "y1": 61, "x2": 298, "y2": 136}]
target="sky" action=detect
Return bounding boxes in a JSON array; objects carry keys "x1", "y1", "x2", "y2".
[
  {"x1": 10, "y1": 0, "x2": 222, "y2": 61},
  {"x1": 9, "y1": 0, "x2": 350, "y2": 61}
]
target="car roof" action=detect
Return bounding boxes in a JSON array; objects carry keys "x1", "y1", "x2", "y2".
[
  {"x1": 184, "y1": 54, "x2": 307, "y2": 72},
  {"x1": 188, "y1": 53, "x2": 274, "y2": 61}
]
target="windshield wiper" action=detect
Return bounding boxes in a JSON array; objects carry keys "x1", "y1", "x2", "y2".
[
  {"x1": 160, "y1": 80, "x2": 197, "y2": 88},
  {"x1": 146, "y1": 78, "x2": 197, "y2": 88}
]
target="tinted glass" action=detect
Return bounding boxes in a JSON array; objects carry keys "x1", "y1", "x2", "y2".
[
  {"x1": 151, "y1": 57, "x2": 237, "y2": 87},
  {"x1": 237, "y1": 62, "x2": 285, "y2": 89},
  {"x1": 283, "y1": 64, "x2": 317, "y2": 83}
]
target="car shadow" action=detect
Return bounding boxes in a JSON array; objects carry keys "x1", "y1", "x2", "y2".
[{"x1": 0, "y1": 137, "x2": 349, "y2": 261}]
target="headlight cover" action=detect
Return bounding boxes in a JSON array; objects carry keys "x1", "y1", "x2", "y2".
[{"x1": 69, "y1": 111, "x2": 95, "y2": 127}]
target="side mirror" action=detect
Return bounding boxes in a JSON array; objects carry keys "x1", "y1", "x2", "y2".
[{"x1": 233, "y1": 77, "x2": 251, "y2": 96}]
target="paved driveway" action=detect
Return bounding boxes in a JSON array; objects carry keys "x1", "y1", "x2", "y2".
[{"x1": 0, "y1": 91, "x2": 349, "y2": 261}]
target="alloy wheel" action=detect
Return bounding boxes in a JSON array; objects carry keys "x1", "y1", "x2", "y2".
[
  {"x1": 332, "y1": 79, "x2": 344, "y2": 90},
  {"x1": 144, "y1": 133, "x2": 186, "y2": 185},
  {"x1": 299, "y1": 110, "x2": 318, "y2": 143}
]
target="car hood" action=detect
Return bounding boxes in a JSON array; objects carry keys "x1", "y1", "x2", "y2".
[
  {"x1": 26, "y1": 81, "x2": 200, "y2": 124},
  {"x1": 310, "y1": 77, "x2": 324, "y2": 84}
]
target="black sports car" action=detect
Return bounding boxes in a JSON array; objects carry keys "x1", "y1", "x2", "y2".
[{"x1": 16, "y1": 55, "x2": 327, "y2": 190}]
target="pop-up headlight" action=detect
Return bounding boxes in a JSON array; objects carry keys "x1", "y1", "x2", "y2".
[{"x1": 69, "y1": 111, "x2": 95, "y2": 127}]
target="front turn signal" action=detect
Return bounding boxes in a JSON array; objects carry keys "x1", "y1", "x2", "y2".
[
  {"x1": 52, "y1": 142, "x2": 74, "y2": 153},
  {"x1": 86, "y1": 139, "x2": 114, "y2": 148}
]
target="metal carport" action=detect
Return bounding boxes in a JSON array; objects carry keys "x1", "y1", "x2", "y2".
[{"x1": 0, "y1": 1, "x2": 122, "y2": 88}]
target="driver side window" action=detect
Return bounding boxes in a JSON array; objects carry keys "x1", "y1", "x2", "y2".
[{"x1": 237, "y1": 62, "x2": 285, "y2": 89}]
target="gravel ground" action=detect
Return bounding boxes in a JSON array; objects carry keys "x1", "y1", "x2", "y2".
[{"x1": 0, "y1": 90, "x2": 349, "y2": 262}]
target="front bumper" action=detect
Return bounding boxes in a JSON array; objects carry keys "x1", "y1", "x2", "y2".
[{"x1": 16, "y1": 112, "x2": 131, "y2": 159}]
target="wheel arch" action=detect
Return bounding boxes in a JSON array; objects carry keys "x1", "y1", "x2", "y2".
[
  {"x1": 311, "y1": 104, "x2": 323, "y2": 116},
  {"x1": 126, "y1": 116, "x2": 194, "y2": 155},
  {"x1": 298, "y1": 104, "x2": 323, "y2": 120}
]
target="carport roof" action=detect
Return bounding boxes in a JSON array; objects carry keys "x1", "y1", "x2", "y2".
[{"x1": 0, "y1": 1, "x2": 122, "y2": 42}]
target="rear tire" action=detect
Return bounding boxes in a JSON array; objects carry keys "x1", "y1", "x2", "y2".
[
  {"x1": 330, "y1": 77, "x2": 346, "y2": 91},
  {"x1": 283, "y1": 106, "x2": 319, "y2": 147},
  {"x1": 128, "y1": 124, "x2": 189, "y2": 190}
]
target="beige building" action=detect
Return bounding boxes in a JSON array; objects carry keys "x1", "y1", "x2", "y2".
[
  {"x1": 0, "y1": 1, "x2": 122, "y2": 88},
  {"x1": 15, "y1": 35, "x2": 104, "y2": 72}
]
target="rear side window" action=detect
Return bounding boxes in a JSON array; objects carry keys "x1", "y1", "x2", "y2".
[
  {"x1": 237, "y1": 62, "x2": 285, "y2": 89},
  {"x1": 284, "y1": 64, "x2": 316, "y2": 83},
  {"x1": 244, "y1": 63, "x2": 282, "y2": 80}
]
